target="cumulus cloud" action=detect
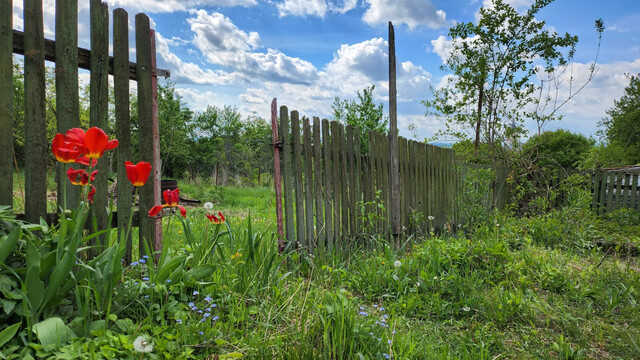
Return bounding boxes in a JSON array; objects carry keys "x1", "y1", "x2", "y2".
[
  {"x1": 275, "y1": 0, "x2": 357, "y2": 17},
  {"x1": 103, "y1": 0, "x2": 256, "y2": 13},
  {"x1": 188, "y1": 10, "x2": 318, "y2": 84},
  {"x1": 362, "y1": 0, "x2": 448, "y2": 29}
]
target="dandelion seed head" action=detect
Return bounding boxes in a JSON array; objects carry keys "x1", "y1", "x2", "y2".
[
  {"x1": 393, "y1": 260, "x2": 402, "y2": 268},
  {"x1": 133, "y1": 335, "x2": 153, "y2": 353},
  {"x1": 204, "y1": 202, "x2": 214, "y2": 210}
]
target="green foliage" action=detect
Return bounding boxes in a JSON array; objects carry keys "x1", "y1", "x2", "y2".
[
  {"x1": 425, "y1": 0, "x2": 602, "y2": 162},
  {"x1": 455, "y1": 165, "x2": 495, "y2": 229},
  {"x1": 332, "y1": 85, "x2": 388, "y2": 153},
  {"x1": 599, "y1": 73, "x2": 640, "y2": 165},
  {"x1": 523, "y1": 129, "x2": 594, "y2": 170}
]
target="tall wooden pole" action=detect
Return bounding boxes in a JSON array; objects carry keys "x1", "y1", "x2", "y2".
[
  {"x1": 0, "y1": 0, "x2": 13, "y2": 208},
  {"x1": 271, "y1": 98, "x2": 285, "y2": 253},
  {"x1": 388, "y1": 22, "x2": 400, "y2": 238},
  {"x1": 150, "y1": 29, "x2": 163, "y2": 255}
]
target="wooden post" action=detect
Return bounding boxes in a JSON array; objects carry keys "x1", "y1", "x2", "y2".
[
  {"x1": 312, "y1": 118, "x2": 324, "y2": 247},
  {"x1": 291, "y1": 111, "x2": 305, "y2": 247},
  {"x1": 388, "y1": 22, "x2": 400, "y2": 239},
  {"x1": 0, "y1": 0, "x2": 12, "y2": 208},
  {"x1": 150, "y1": 29, "x2": 163, "y2": 254},
  {"x1": 56, "y1": 0, "x2": 80, "y2": 210},
  {"x1": 303, "y1": 117, "x2": 314, "y2": 249},
  {"x1": 271, "y1": 99, "x2": 285, "y2": 252},
  {"x1": 136, "y1": 13, "x2": 156, "y2": 256},
  {"x1": 321, "y1": 118, "x2": 333, "y2": 250},
  {"x1": 90, "y1": 0, "x2": 109, "y2": 249},
  {"x1": 24, "y1": 0, "x2": 47, "y2": 223},
  {"x1": 114, "y1": 8, "x2": 133, "y2": 263},
  {"x1": 280, "y1": 106, "x2": 294, "y2": 248}
]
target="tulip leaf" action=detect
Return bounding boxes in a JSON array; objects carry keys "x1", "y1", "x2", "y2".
[
  {"x1": 32, "y1": 317, "x2": 75, "y2": 346},
  {"x1": 0, "y1": 322, "x2": 21, "y2": 348},
  {"x1": 0, "y1": 227, "x2": 21, "y2": 264}
]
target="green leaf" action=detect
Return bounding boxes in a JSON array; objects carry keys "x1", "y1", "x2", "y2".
[
  {"x1": 184, "y1": 264, "x2": 215, "y2": 281},
  {"x1": 0, "y1": 323, "x2": 21, "y2": 348},
  {"x1": 220, "y1": 352, "x2": 243, "y2": 359},
  {"x1": 32, "y1": 317, "x2": 75, "y2": 346},
  {"x1": 0, "y1": 227, "x2": 21, "y2": 263}
]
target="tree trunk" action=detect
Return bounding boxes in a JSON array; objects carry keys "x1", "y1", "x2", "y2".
[{"x1": 474, "y1": 83, "x2": 484, "y2": 157}]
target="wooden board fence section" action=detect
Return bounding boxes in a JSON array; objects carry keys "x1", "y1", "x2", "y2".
[
  {"x1": 592, "y1": 170, "x2": 640, "y2": 213},
  {"x1": 0, "y1": 0, "x2": 12, "y2": 208},
  {"x1": 275, "y1": 107, "x2": 510, "y2": 251}
]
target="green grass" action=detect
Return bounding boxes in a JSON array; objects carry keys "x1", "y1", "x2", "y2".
[{"x1": 2, "y1": 180, "x2": 639, "y2": 359}]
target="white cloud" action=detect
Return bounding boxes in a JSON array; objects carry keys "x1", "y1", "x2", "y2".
[
  {"x1": 430, "y1": 34, "x2": 480, "y2": 64},
  {"x1": 362, "y1": 0, "x2": 448, "y2": 29},
  {"x1": 276, "y1": 0, "x2": 357, "y2": 17},
  {"x1": 187, "y1": 10, "x2": 318, "y2": 84},
  {"x1": 277, "y1": 0, "x2": 327, "y2": 17},
  {"x1": 103, "y1": 0, "x2": 256, "y2": 13}
]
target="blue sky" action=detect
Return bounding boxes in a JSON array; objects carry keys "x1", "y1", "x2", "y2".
[{"x1": 11, "y1": 0, "x2": 640, "y2": 141}]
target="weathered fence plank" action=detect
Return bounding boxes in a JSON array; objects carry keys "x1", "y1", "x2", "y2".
[
  {"x1": 303, "y1": 117, "x2": 314, "y2": 249},
  {"x1": 280, "y1": 107, "x2": 294, "y2": 247},
  {"x1": 332, "y1": 121, "x2": 341, "y2": 244},
  {"x1": 321, "y1": 118, "x2": 332, "y2": 249},
  {"x1": 291, "y1": 111, "x2": 304, "y2": 247},
  {"x1": 24, "y1": 0, "x2": 48, "y2": 223},
  {"x1": 113, "y1": 8, "x2": 133, "y2": 263},
  {"x1": 136, "y1": 13, "x2": 156, "y2": 256},
  {"x1": 90, "y1": 0, "x2": 110, "y2": 249},
  {"x1": 631, "y1": 174, "x2": 639, "y2": 210},
  {"x1": 0, "y1": 0, "x2": 12, "y2": 208},
  {"x1": 313, "y1": 118, "x2": 324, "y2": 246}
]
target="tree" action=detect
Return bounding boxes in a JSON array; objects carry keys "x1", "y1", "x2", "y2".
[
  {"x1": 424, "y1": 0, "x2": 603, "y2": 163},
  {"x1": 599, "y1": 74, "x2": 640, "y2": 165},
  {"x1": 522, "y1": 129, "x2": 594, "y2": 170},
  {"x1": 332, "y1": 85, "x2": 387, "y2": 153}
]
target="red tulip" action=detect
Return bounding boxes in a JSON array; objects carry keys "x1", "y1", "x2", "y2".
[
  {"x1": 66, "y1": 127, "x2": 119, "y2": 160},
  {"x1": 148, "y1": 188, "x2": 186, "y2": 218},
  {"x1": 52, "y1": 133, "x2": 80, "y2": 163},
  {"x1": 66, "y1": 168, "x2": 97, "y2": 186},
  {"x1": 218, "y1": 212, "x2": 225, "y2": 223},
  {"x1": 206, "y1": 212, "x2": 225, "y2": 224},
  {"x1": 125, "y1": 161, "x2": 152, "y2": 187},
  {"x1": 87, "y1": 185, "x2": 96, "y2": 204}
]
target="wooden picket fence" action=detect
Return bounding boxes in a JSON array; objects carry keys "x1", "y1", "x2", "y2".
[
  {"x1": 1, "y1": 0, "x2": 169, "y2": 262},
  {"x1": 592, "y1": 169, "x2": 640, "y2": 213},
  {"x1": 274, "y1": 106, "x2": 509, "y2": 251}
]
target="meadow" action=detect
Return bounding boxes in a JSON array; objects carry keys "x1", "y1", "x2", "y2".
[{"x1": 2, "y1": 178, "x2": 639, "y2": 359}]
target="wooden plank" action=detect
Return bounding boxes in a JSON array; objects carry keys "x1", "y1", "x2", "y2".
[
  {"x1": 303, "y1": 117, "x2": 314, "y2": 250},
  {"x1": 280, "y1": 107, "x2": 295, "y2": 247},
  {"x1": 615, "y1": 172, "x2": 624, "y2": 210},
  {"x1": 598, "y1": 170, "x2": 607, "y2": 214},
  {"x1": 631, "y1": 174, "x2": 639, "y2": 210},
  {"x1": 605, "y1": 173, "x2": 614, "y2": 213},
  {"x1": 388, "y1": 22, "x2": 401, "y2": 237},
  {"x1": 24, "y1": 0, "x2": 47, "y2": 223},
  {"x1": 340, "y1": 123, "x2": 349, "y2": 239},
  {"x1": 90, "y1": 0, "x2": 110, "y2": 250},
  {"x1": 271, "y1": 99, "x2": 284, "y2": 252},
  {"x1": 291, "y1": 111, "x2": 305, "y2": 247},
  {"x1": 12, "y1": 29, "x2": 170, "y2": 80},
  {"x1": 408, "y1": 140, "x2": 416, "y2": 234},
  {"x1": 136, "y1": 13, "x2": 156, "y2": 256},
  {"x1": 0, "y1": 0, "x2": 13, "y2": 208},
  {"x1": 354, "y1": 126, "x2": 362, "y2": 235},
  {"x1": 113, "y1": 8, "x2": 133, "y2": 263},
  {"x1": 347, "y1": 125, "x2": 356, "y2": 237},
  {"x1": 368, "y1": 131, "x2": 376, "y2": 232},
  {"x1": 381, "y1": 133, "x2": 390, "y2": 235},
  {"x1": 591, "y1": 171, "x2": 600, "y2": 211},
  {"x1": 398, "y1": 137, "x2": 405, "y2": 234},
  {"x1": 623, "y1": 173, "x2": 632, "y2": 209},
  {"x1": 313, "y1": 118, "x2": 324, "y2": 247},
  {"x1": 331, "y1": 121, "x2": 341, "y2": 244},
  {"x1": 321, "y1": 119, "x2": 332, "y2": 249}
]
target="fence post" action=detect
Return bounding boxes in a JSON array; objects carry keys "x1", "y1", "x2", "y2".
[
  {"x1": 136, "y1": 13, "x2": 156, "y2": 256},
  {"x1": 56, "y1": 0, "x2": 80, "y2": 211},
  {"x1": 291, "y1": 111, "x2": 305, "y2": 248},
  {"x1": 24, "y1": 0, "x2": 47, "y2": 223},
  {"x1": 271, "y1": 99, "x2": 285, "y2": 253},
  {"x1": 0, "y1": 0, "x2": 12, "y2": 208},
  {"x1": 321, "y1": 118, "x2": 333, "y2": 250},
  {"x1": 150, "y1": 29, "x2": 163, "y2": 254},
  {"x1": 90, "y1": 0, "x2": 109, "y2": 249},
  {"x1": 312, "y1": 118, "x2": 324, "y2": 248},
  {"x1": 114, "y1": 8, "x2": 133, "y2": 263},
  {"x1": 388, "y1": 22, "x2": 401, "y2": 239}
]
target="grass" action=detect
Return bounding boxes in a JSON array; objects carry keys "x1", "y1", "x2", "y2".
[{"x1": 2, "y1": 178, "x2": 639, "y2": 359}]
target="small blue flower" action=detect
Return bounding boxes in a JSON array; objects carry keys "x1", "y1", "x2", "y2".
[
  {"x1": 359, "y1": 311, "x2": 368, "y2": 316},
  {"x1": 176, "y1": 319, "x2": 182, "y2": 324},
  {"x1": 198, "y1": 331, "x2": 204, "y2": 335},
  {"x1": 130, "y1": 261, "x2": 138, "y2": 266},
  {"x1": 359, "y1": 306, "x2": 364, "y2": 310},
  {"x1": 204, "y1": 296, "x2": 213, "y2": 303},
  {"x1": 200, "y1": 317, "x2": 206, "y2": 322},
  {"x1": 212, "y1": 316, "x2": 219, "y2": 321},
  {"x1": 391, "y1": 330, "x2": 396, "y2": 334},
  {"x1": 388, "y1": 340, "x2": 392, "y2": 345},
  {"x1": 383, "y1": 314, "x2": 388, "y2": 319},
  {"x1": 380, "y1": 307, "x2": 385, "y2": 312},
  {"x1": 193, "y1": 290, "x2": 199, "y2": 296},
  {"x1": 383, "y1": 354, "x2": 390, "y2": 359},
  {"x1": 212, "y1": 303, "x2": 217, "y2": 308},
  {"x1": 373, "y1": 304, "x2": 378, "y2": 308},
  {"x1": 144, "y1": 295, "x2": 149, "y2": 298},
  {"x1": 188, "y1": 301, "x2": 195, "y2": 308},
  {"x1": 142, "y1": 255, "x2": 149, "y2": 259},
  {"x1": 204, "y1": 313, "x2": 211, "y2": 318},
  {"x1": 197, "y1": 310, "x2": 203, "y2": 314},
  {"x1": 139, "y1": 258, "x2": 146, "y2": 264},
  {"x1": 166, "y1": 279, "x2": 171, "y2": 283},
  {"x1": 142, "y1": 277, "x2": 149, "y2": 281}
]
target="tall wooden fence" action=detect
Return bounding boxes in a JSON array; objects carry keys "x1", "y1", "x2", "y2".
[
  {"x1": 275, "y1": 106, "x2": 508, "y2": 251},
  {"x1": 592, "y1": 169, "x2": 640, "y2": 213},
  {"x1": 0, "y1": 0, "x2": 169, "y2": 262}
]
